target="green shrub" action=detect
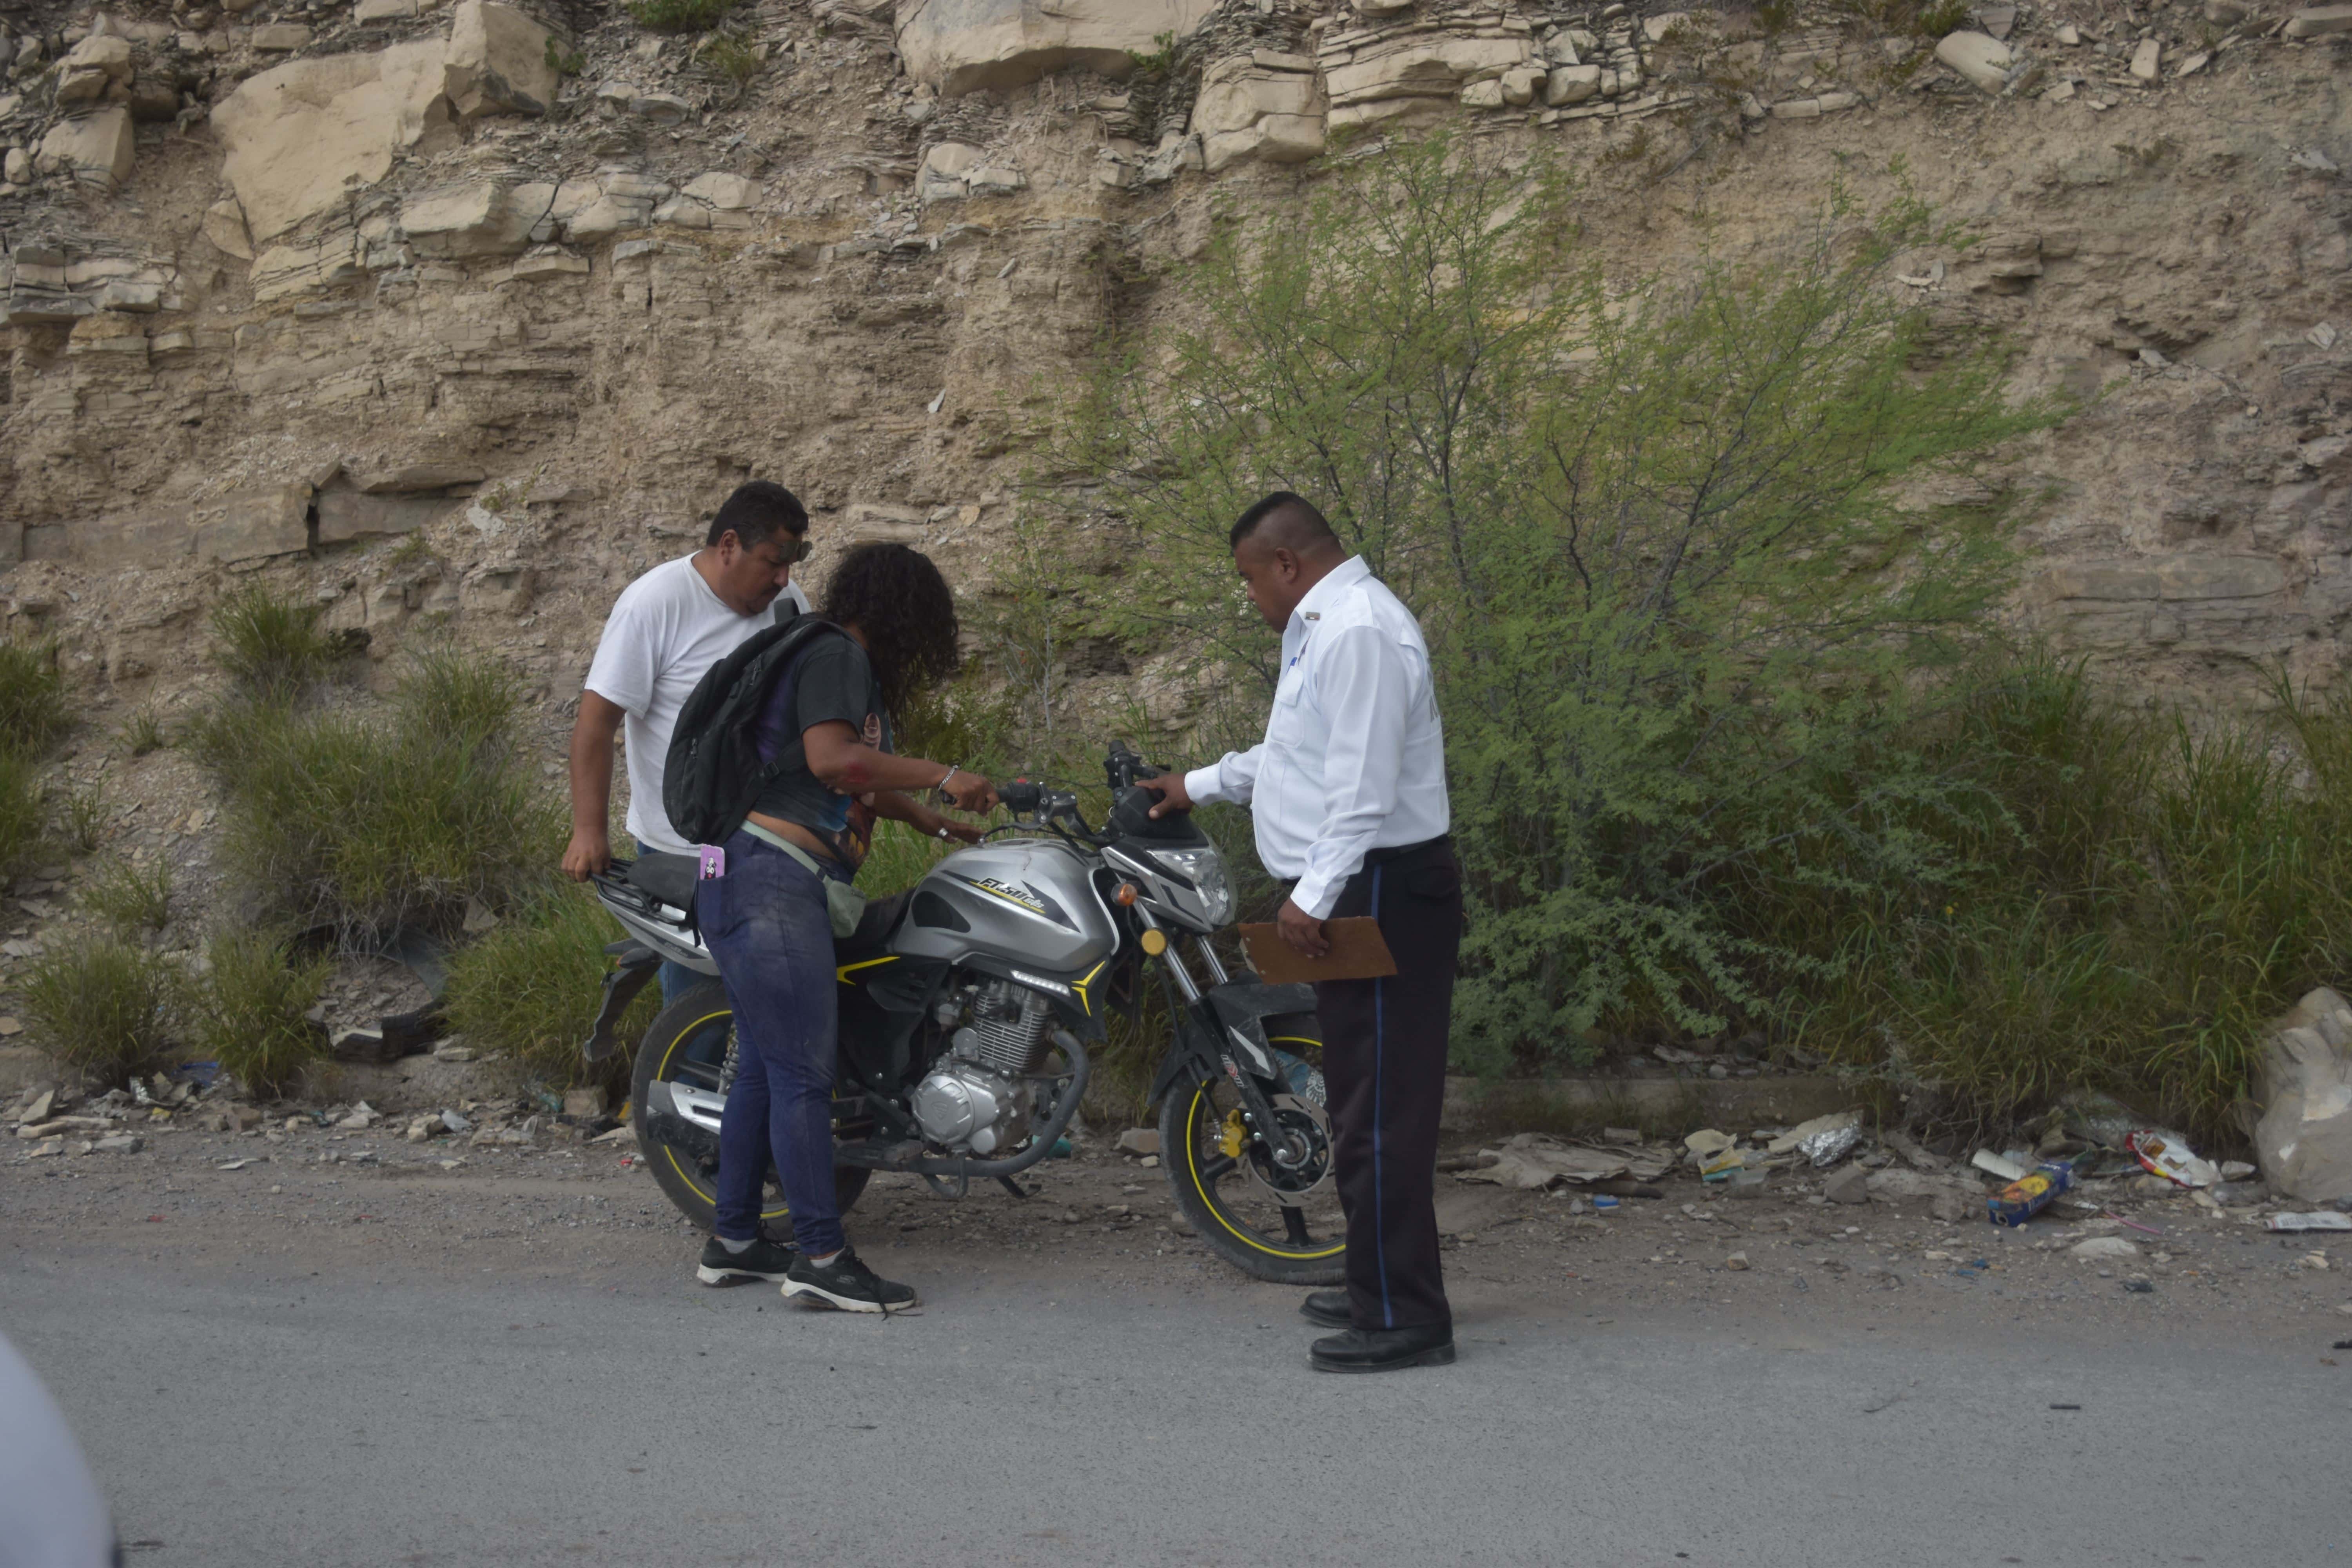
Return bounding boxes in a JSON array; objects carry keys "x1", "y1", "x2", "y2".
[
  {"x1": 123, "y1": 708, "x2": 166, "y2": 757},
  {"x1": 628, "y1": 0, "x2": 733, "y2": 33},
  {"x1": 201, "y1": 652, "x2": 563, "y2": 946},
  {"x1": 444, "y1": 884, "x2": 657, "y2": 1087},
  {"x1": 700, "y1": 33, "x2": 760, "y2": 87},
  {"x1": 0, "y1": 747, "x2": 45, "y2": 878},
  {"x1": 56, "y1": 785, "x2": 106, "y2": 856},
  {"x1": 1057, "y1": 133, "x2": 2049, "y2": 1065},
  {"x1": 21, "y1": 936, "x2": 178, "y2": 1087},
  {"x1": 0, "y1": 641, "x2": 68, "y2": 753},
  {"x1": 210, "y1": 583, "x2": 341, "y2": 701},
  {"x1": 81, "y1": 857, "x2": 171, "y2": 935},
  {"x1": 184, "y1": 929, "x2": 331, "y2": 1098}
]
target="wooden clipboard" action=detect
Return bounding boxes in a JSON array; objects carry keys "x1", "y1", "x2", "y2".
[{"x1": 1238, "y1": 917, "x2": 1398, "y2": 985}]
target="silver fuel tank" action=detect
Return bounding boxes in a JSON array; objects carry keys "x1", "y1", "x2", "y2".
[{"x1": 889, "y1": 839, "x2": 1118, "y2": 975}]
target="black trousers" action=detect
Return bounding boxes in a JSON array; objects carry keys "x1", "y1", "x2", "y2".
[{"x1": 1311, "y1": 836, "x2": 1463, "y2": 1332}]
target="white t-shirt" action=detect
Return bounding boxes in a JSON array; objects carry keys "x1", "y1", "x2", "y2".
[{"x1": 583, "y1": 555, "x2": 812, "y2": 855}]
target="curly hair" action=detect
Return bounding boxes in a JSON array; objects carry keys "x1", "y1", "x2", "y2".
[{"x1": 818, "y1": 542, "x2": 961, "y2": 719}]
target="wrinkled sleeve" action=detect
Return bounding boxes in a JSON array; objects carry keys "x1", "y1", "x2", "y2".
[
  {"x1": 1291, "y1": 625, "x2": 1410, "y2": 920},
  {"x1": 1184, "y1": 741, "x2": 1263, "y2": 809}
]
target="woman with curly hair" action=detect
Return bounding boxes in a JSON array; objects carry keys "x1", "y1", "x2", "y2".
[{"x1": 693, "y1": 542, "x2": 996, "y2": 1314}]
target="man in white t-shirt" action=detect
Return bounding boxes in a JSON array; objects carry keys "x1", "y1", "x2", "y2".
[{"x1": 564, "y1": 480, "x2": 813, "y2": 1001}]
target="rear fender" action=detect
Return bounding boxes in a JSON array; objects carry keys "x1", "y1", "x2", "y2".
[{"x1": 583, "y1": 942, "x2": 660, "y2": 1062}]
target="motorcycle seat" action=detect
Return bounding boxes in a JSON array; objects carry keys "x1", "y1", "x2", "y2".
[
  {"x1": 835, "y1": 890, "x2": 908, "y2": 963},
  {"x1": 626, "y1": 851, "x2": 703, "y2": 913}
]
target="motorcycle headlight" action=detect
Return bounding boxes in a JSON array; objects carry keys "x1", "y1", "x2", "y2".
[{"x1": 1151, "y1": 845, "x2": 1234, "y2": 929}]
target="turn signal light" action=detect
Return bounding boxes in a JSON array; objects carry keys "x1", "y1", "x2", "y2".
[{"x1": 1113, "y1": 882, "x2": 1140, "y2": 906}]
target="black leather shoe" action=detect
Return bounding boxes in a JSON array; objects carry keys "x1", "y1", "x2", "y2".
[
  {"x1": 1309, "y1": 1323, "x2": 1455, "y2": 1374},
  {"x1": 1300, "y1": 1291, "x2": 1350, "y2": 1330}
]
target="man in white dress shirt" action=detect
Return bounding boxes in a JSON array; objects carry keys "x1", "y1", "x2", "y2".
[
  {"x1": 1141, "y1": 492, "x2": 1463, "y2": 1373},
  {"x1": 563, "y1": 480, "x2": 813, "y2": 1005}
]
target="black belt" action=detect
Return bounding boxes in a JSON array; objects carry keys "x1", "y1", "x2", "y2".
[{"x1": 1359, "y1": 833, "x2": 1451, "y2": 869}]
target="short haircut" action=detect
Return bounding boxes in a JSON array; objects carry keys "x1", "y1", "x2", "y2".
[
  {"x1": 706, "y1": 481, "x2": 808, "y2": 550},
  {"x1": 1229, "y1": 490, "x2": 1340, "y2": 553}
]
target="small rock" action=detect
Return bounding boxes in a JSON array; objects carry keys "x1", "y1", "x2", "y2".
[
  {"x1": 26, "y1": 1137, "x2": 65, "y2": 1159},
  {"x1": 0, "y1": 1016, "x2": 22, "y2": 1036},
  {"x1": 1825, "y1": 1165, "x2": 1871, "y2": 1205},
  {"x1": 2283, "y1": 3, "x2": 2352, "y2": 37},
  {"x1": 2072, "y1": 1235, "x2": 2141, "y2": 1261},
  {"x1": 1934, "y1": 30, "x2": 2012, "y2": 94},
  {"x1": 405, "y1": 1116, "x2": 437, "y2": 1143},
  {"x1": 562, "y1": 1087, "x2": 608, "y2": 1119},
  {"x1": 21, "y1": 1089, "x2": 53, "y2": 1123},
  {"x1": 1115, "y1": 1128, "x2": 1160, "y2": 1157},
  {"x1": 2127, "y1": 36, "x2": 2160, "y2": 81},
  {"x1": 2056, "y1": 21, "x2": 2081, "y2": 42},
  {"x1": 92, "y1": 1134, "x2": 143, "y2": 1154},
  {"x1": 251, "y1": 22, "x2": 312, "y2": 50},
  {"x1": 1725, "y1": 1251, "x2": 1750, "y2": 1270}
]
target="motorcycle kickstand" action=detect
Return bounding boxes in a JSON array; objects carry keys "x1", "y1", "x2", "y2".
[
  {"x1": 997, "y1": 1175, "x2": 1029, "y2": 1200},
  {"x1": 922, "y1": 1167, "x2": 970, "y2": 1200}
]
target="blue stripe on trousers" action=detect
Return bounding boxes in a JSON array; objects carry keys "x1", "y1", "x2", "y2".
[{"x1": 1371, "y1": 862, "x2": 1392, "y2": 1330}]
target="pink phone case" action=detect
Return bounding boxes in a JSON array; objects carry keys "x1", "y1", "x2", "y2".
[{"x1": 697, "y1": 844, "x2": 726, "y2": 880}]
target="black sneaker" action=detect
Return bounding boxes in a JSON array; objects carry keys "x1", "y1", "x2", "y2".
[
  {"x1": 696, "y1": 1234, "x2": 797, "y2": 1285},
  {"x1": 782, "y1": 1247, "x2": 918, "y2": 1313}
]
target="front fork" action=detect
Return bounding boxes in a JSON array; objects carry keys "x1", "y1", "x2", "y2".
[{"x1": 1145, "y1": 913, "x2": 1307, "y2": 1171}]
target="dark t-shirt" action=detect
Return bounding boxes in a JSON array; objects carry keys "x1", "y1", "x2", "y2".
[{"x1": 750, "y1": 633, "x2": 891, "y2": 867}]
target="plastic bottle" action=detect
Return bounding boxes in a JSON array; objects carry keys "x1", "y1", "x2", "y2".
[{"x1": 1985, "y1": 1160, "x2": 2073, "y2": 1227}]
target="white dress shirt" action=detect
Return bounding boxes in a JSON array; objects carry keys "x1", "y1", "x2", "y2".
[{"x1": 1184, "y1": 555, "x2": 1450, "y2": 918}]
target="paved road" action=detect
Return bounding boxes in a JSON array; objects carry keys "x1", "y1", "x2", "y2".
[{"x1": 4, "y1": 1251, "x2": 2344, "y2": 1568}]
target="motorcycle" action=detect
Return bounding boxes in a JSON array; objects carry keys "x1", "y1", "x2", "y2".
[{"x1": 583, "y1": 742, "x2": 1344, "y2": 1284}]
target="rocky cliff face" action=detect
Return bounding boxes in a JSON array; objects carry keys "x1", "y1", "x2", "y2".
[{"x1": 0, "y1": 0, "x2": 2347, "y2": 720}]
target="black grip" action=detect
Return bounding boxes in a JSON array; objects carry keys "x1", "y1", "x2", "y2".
[{"x1": 1000, "y1": 779, "x2": 1044, "y2": 813}]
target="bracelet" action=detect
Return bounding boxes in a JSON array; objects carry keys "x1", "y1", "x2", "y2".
[{"x1": 938, "y1": 764, "x2": 960, "y2": 793}]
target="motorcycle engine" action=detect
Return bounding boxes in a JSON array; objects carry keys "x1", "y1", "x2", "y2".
[{"x1": 911, "y1": 980, "x2": 1048, "y2": 1155}]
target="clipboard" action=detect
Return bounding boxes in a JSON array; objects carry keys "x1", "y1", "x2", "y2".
[{"x1": 1238, "y1": 917, "x2": 1398, "y2": 985}]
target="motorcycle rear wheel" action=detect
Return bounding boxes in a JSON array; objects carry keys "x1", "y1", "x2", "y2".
[
  {"x1": 1159, "y1": 1020, "x2": 1346, "y2": 1286},
  {"x1": 630, "y1": 980, "x2": 872, "y2": 1236}
]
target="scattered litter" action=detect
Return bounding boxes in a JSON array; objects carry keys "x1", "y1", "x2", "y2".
[
  {"x1": 2105, "y1": 1212, "x2": 2165, "y2": 1237},
  {"x1": 1592, "y1": 1195, "x2": 1620, "y2": 1211},
  {"x1": 1459, "y1": 1133, "x2": 1674, "y2": 1191},
  {"x1": 216, "y1": 1159, "x2": 252, "y2": 1171},
  {"x1": 2049, "y1": 1402, "x2": 2082, "y2": 1411},
  {"x1": 1988, "y1": 1162, "x2": 2072, "y2": 1227},
  {"x1": 2266, "y1": 1211, "x2": 2352, "y2": 1232},
  {"x1": 1768, "y1": 1111, "x2": 1863, "y2": 1166},
  {"x1": 1972, "y1": 1149, "x2": 2029, "y2": 1181},
  {"x1": 2254, "y1": 988, "x2": 2352, "y2": 1203},
  {"x1": 2129, "y1": 1129, "x2": 2219, "y2": 1188},
  {"x1": 440, "y1": 1109, "x2": 472, "y2": 1134}
]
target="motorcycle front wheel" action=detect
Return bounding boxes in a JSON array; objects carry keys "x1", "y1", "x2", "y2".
[
  {"x1": 1159, "y1": 1019, "x2": 1346, "y2": 1286},
  {"x1": 629, "y1": 980, "x2": 872, "y2": 1236}
]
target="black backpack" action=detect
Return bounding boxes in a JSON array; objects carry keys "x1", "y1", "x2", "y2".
[{"x1": 661, "y1": 615, "x2": 848, "y2": 848}]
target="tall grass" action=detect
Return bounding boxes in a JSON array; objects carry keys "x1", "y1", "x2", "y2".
[
  {"x1": 443, "y1": 884, "x2": 655, "y2": 1089},
  {"x1": 21, "y1": 936, "x2": 178, "y2": 1087},
  {"x1": 81, "y1": 857, "x2": 172, "y2": 935},
  {"x1": 210, "y1": 583, "x2": 342, "y2": 701},
  {"x1": 0, "y1": 746, "x2": 43, "y2": 880},
  {"x1": 197, "y1": 649, "x2": 563, "y2": 946},
  {"x1": 1772, "y1": 657, "x2": 2352, "y2": 1142},
  {"x1": 0, "y1": 640, "x2": 69, "y2": 753},
  {"x1": 184, "y1": 929, "x2": 332, "y2": 1098}
]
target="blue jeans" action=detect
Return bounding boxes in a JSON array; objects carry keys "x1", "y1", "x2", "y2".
[
  {"x1": 694, "y1": 830, "x2": 845, "y2": 1256},
  {"x1": 658, "y1": 960, "x2": 702, "y2": 1008}
]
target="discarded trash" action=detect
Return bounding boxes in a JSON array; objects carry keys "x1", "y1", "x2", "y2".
[
  {"x1": 2104, "y1": 1212, "x2": 2165, "y2": 1237},
  {"x1": 1592, "y1": 1195, "x2": 1621, "y2": 1211},
  {"x1": 1801, "y1": 1122, "x2": 1862, "y2": 1168},
  {"x1": 2266, "y1": 1212, "x2": 2352, "y2": 1232},
  {"x1": 439, "y1": 1109, "x2": 472, "y2": 1134},
  {"x1": 2060, "y1": 1090, "x2": 2145, "y2": 1151},
  {"x1": 171, "y1": 1061, "x2": 222, "y2": 1087},
  {"x1": 2254, "y1": 987, "x2": 2352, "y2": 1203},
  {"x1": 1049, "y1": 1136, "x2": 1074, "y2": 1159},
  {"x1": 2070, "y1": 1235, "x2": 2140, "y2": 1261},
  {"x1": 2123, "y1": 1279, "x2": 2155, "y2": 1293},
  {"x1": 1684, "y1": 1129, "x2": 1736, "y2": 1160},
  {"x1": 1987, "y1": 1162, "x2": 2073, "y2": 1227},
  {"x1": 2220, "y1": 1161, "x2": 2257, "y2": 1182},
  {"x1": 2128, "y1": 1129, "x2": 2219, "y2": 1189},
  {"x1": 1768, "y1": 1111, "x2": 1862, "y2": 1159},
  {"x1": 216, "y1": 1159, "x2": 251, "y2": 1171},
  {"x1": 1972, "y1": 1149, "x2": 2029, "y2": 1182},
  {"x1": 2049, "y1": 1402, "x2": 2082, "y2": 1410}
]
